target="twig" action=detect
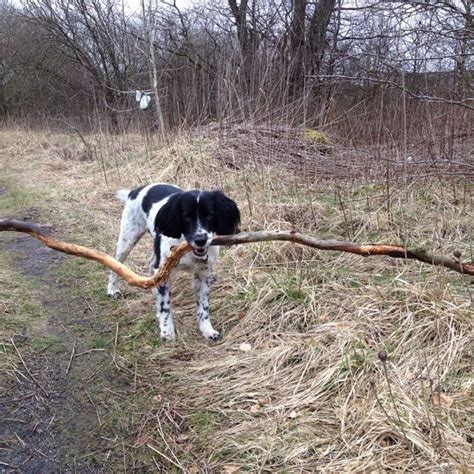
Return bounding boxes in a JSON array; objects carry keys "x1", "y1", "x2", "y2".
[
  {"x1": 0, "y1": 461, "x2": 19, "y2": 469},
  {"x1": 10, "y1": 338, "x2": 49, "y2": 398},
  {"x1": 74, "y1": 348, "x2": 106, "y2": 358},
  {"x1": 311, "y1": 74, "x2": 474, "y2": 111},
  {"x1": 82, "y1": 364, "x2": 105, "y2": 384},
  {"x1": 30, "y1": 446, "x2": 59, "y2": 463},
  {"x1": 86, "y1": 390, "x2": 103, "y2": 427},
  {"x1": 66, "y1": 337, "x2": 77, "y2": 375},
  {"x1": 147, "y1": 443, "x2": 183, "y2": 471},
  {"x1": 378, "y1": 351, "x2": 423, "y2": 471},
  {"x1": 45, "y1": 414, "x2": 56, "y2": 432},
  {"x1": 112, "y1": 322, "x2": 119, "y2": 366},
  {"x1": 14, "y1": 431, "x2": 26, "y2": 448}
]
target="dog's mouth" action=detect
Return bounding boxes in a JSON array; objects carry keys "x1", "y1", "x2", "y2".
[{"x1": 192, "y1": 248, "x2": 208, "y2": 258}]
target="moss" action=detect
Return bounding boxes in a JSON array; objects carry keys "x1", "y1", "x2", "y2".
[{"x1": 302, "y1": 129, "x2": 332, "y2": 149}]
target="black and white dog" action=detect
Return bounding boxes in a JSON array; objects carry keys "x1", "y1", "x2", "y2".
[{"x1": 107, "y1": 183, "x2": 240, "y2": 341}]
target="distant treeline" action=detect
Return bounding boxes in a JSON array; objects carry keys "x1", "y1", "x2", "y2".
[{"x1": 0, "y1": 0, "x2": 472, "y2": 142}]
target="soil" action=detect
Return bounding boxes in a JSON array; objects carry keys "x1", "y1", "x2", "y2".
[{"x1": 0, "y1": 231, "x2": 112, "y2": 472}]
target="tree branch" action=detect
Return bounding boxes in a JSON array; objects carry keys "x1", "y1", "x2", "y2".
[
  {"x1": 0, "y1": 220, "x2": 190, "y2": 289},
  {"x1": 311, "y1": 74, "x2": 474, "y2": 111},
  {"x1": 1, "y1": 220, "x2": 472, "y2": 290}
]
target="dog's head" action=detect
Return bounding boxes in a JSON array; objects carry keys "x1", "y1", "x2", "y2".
[{"x1": 155, "y1": 190, "x2": 240, "y2": 259}]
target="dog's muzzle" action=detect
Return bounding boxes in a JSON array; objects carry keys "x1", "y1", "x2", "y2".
[
  {"x1": 192, "y1": 247, "x2": 208, "y2": 259},
  {"x1": 191, "y1": 233, "x2": 210, "y2": 260}
]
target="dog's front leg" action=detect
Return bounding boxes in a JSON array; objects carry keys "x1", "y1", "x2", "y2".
[
  {"x1": 154, "y1": 282, "x2": 175, "y2": 341},
  {"x1": 193, "y1": 269, "x2": 220, "y2": 341}
]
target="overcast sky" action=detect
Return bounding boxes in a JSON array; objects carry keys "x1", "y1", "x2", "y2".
[{"x1": 127, "y1": 0, "x2": 194, "y2": 13}]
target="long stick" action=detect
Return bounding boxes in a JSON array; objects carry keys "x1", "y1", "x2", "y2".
[
  {"x1": 0, "y1": 220, "x2": 472, "y2": 289},
  {"x1": 0, "y1": 219, "x2": 189, "y2": 289}
]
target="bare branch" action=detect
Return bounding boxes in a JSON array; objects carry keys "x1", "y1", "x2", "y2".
[
  {"x1": 1, "y1": 221, "x2": 473, "y2": 287},
  {"x1": 311, "y1": 74, "x2": 474, "y2": 111},
  {"x1": 0, "y1": 220, "x2": 190, "y2": 289}
]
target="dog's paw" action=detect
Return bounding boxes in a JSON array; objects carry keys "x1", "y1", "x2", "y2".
[
  {"x1": 160, "y1": 329, "x2": 176, "y2": 342},
  {"x1": 203, "y1": 329, "x2": 221, "y2": 341},
  {"x1": 107, "y1": 289, "x2": 122, "y2": 299}
]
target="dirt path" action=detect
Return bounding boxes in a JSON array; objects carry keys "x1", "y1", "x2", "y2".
[{"x1": 0, "y1": 231, "x2": 113, "y2": 471}]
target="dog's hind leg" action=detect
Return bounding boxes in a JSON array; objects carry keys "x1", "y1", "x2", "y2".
[{"x1": 107, "y1": 203, "x2": 146, "y2": 298}]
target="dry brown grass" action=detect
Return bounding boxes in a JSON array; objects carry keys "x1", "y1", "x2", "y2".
[{"x1": 0, "y1": 126, "x2": 473, "y2": 471}]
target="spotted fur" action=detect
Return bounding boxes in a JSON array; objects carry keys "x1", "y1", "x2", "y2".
[{"x1": 107, "y1": 183, "x2": 240, "y2": 341}]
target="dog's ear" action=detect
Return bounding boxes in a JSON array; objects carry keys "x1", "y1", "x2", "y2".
[
  {"x1": 211, "y1": 191, "x2": 240, "y2": 235},
  {"x1": 155, "y1": 195, "x2": 183, "y2": 238}
]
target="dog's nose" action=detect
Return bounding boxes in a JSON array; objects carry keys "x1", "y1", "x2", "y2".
[{"x1": 193, "y1": 234, "x2": 208, "y2": 248}]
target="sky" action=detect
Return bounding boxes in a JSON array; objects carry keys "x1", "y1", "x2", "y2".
[{"x1": 127, "y1": 0, "x2": 194, "y2": 12}]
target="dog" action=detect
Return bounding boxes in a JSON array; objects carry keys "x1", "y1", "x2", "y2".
[{"x1": 107, "y1": 183, "x2": 240, "y2": 341}]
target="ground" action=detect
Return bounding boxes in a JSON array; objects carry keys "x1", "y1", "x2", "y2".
[{"x1": 0, "y1": 127, "x2": 473, "y2": 471}]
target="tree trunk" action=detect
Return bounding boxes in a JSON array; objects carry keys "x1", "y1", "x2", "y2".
[
  {"x1": 307, "y1": 0, "x2": 336, "y2": 75},
  {"x1": 290, "y1": 0, "x2": 306, "y2": 96}
]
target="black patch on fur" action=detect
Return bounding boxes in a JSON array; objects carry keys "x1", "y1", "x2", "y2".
[
  {"x1": 207, "y1": 191, "x2": 240, "y2": 235},
  {"x1": 155, "y1": 188, "x2": 240, "y2": 240},
  {"x1": 158, "y1": 285, "x2": 168, "y2": 296},
  {"x1": 153, "y1": 235, "x2": 161, "y2": 269},
  {"x1": 142, "y1": 184, "x2": 181, "y2": 215},
  {"x1": 155, "y1": 192, "x2": 191, "y2": 239},
  {"x1": 128, "y1": 185, "x2": 145, "y2": 200}
]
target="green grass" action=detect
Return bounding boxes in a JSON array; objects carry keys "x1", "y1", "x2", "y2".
[
  {"x1": 0, "y1": 253, "x2": 47, "y2": 341},
  {"x1": 90, "y1": 336, "x2": 108, "y2": 349},
  {"x1": 118, "y1": 316, "x2": 162, "y2": 357},
  {"x1": 339, "y1": 340, "x2": 375, "y2": 374},
  {"x1": 0, "y1": 177, "x2": 51, "y2": 216},
  {"x1": 1, "y1": 129, "x2": 472, "y2": 471},
  {"x1": 32, "y1": 334, "x2": 66, "y2": 353},
  {"x1": 189, "y1": 411, "x2": 226, "y2": 453}
]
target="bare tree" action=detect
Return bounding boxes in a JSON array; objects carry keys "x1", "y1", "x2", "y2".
[
  {"x1": 0, "y1": 0, "x2": 470, "y2": 139},
  {"x1": 23, "y1": 0, "x2": 132, "y2": 128}
]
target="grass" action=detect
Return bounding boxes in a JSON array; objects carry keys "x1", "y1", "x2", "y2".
[
  {"x1": 0, "y1": 126, "x2": 472, "y2": 471},
  {"x1": 32, "y1": 335, "x2": 66, "y2": 353},
  {"x1": 0, "y1": 177, "x2": 49, "y2": 216},
  {"x1": 0, "y1": 253, "x2": 47, "y2": 340}
]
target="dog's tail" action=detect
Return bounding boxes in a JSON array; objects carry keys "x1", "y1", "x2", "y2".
[{"x1": 115, "y1": 189, "x2": 131, "y2": 204}]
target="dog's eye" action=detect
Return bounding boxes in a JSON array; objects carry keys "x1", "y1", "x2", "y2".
[{"x1": 183, "y1": 215, "x2": 192, "y2": 222}]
